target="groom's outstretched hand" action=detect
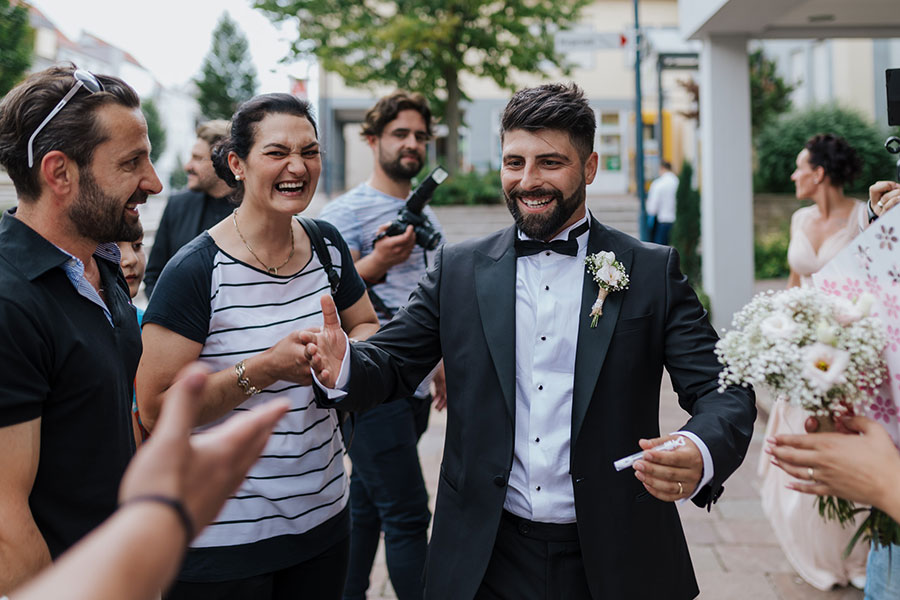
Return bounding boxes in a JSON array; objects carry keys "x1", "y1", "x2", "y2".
[
  {"x1": 298, "y1": 295, "x2": 347, "y2": 389},
  {"x1": 633, "y1": 434, "x2": 703, "y2": 502}
]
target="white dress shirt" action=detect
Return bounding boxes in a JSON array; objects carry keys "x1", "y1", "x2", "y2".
[{"x1": 646, "y1": 171, "x2": 679, "y2": 224}]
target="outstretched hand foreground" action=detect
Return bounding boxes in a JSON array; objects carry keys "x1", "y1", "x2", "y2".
[{"x1": 299, "y1": 295, "x2": 348, "y2": 389}]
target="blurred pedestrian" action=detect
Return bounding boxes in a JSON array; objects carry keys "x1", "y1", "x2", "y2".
[
  {"x1": 645, "y1": 160, "x2": 677, "y2": 245},
  {"x1": 144, "y1": 120, "x2": 232, "y2": 297}
]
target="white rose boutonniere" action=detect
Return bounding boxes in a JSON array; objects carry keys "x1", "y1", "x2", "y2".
[{"x1": 585, "y1": 251, "x2": 630, "y2": 328}]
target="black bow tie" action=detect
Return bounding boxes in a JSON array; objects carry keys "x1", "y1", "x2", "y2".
[{"x1": 514, "y1": 221, "x2": 589, "y2": 258}]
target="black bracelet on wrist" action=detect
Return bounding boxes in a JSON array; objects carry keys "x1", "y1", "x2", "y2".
[{"x1": 120, "y1": 494, "x2": 195, "y2": 543}]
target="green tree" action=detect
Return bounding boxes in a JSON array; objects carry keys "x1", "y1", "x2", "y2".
[
  {"x1": 0, "y1": 0, "x2": 33, "y2": 97},
  {"x1": 755, "y1": 105, "x2": 895, "y2": 194},
  {"x1": 169, "y1": 157, "x2": 188, "y2": 191},
  {"x1": 194, "y1": 13, "x2": 258, "y2": 120},
  {"x1": 141, "y1": 98, "x2": 166, "y2": 163},
  {"x1": 671, "y1": 161, "x2": 701, "y2": 285},
  {"x1": 749, "y1": 49, "x2": 795, "y2": 136},
  {"x1": 254, "y1": 0, "x2": 590, "y2": 174}
]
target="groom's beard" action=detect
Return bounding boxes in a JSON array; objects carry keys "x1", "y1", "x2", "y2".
[{"x1": 505, "y1": 181, "x2": 586, "y2": 241}]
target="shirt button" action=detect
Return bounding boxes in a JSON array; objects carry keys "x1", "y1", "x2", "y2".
[
  {"x1": 540, "y1": 336, "x2": 546, "y2": 341},
  {"x1": 535, "y1": 437, "x2": 540, "y2": 443},
  {"x1": 536, "y1": 486, "x2": 541, "y2": 491},
  {"x1": 538, "y1": 385, "x2": 543, "y2": 390},
  {"x1": 544, "y1": 285, "x2": 549, "y2": 291},
  {"x1": 545, "y1": 251, "x2": 551, "y2": 256}
]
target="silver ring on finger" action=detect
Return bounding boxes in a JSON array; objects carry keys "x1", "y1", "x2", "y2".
[
  {"x1": 807, "y1": 466, "x2": 816, "y2": 482},
  {"x1": 878, "y1": 199, "x2": 886, "y2": 208},
  {"x1": 677, "y1": 481, "x2": 684, "y2": 496}
]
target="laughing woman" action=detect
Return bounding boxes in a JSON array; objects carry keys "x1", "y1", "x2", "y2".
[{"x1": 136, "y1": 94, "x2": 379, "y2": 599}]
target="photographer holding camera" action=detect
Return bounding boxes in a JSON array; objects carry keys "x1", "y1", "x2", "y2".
[{"x1": 318, "y1": 91, "x2": 445, "y2": 600}]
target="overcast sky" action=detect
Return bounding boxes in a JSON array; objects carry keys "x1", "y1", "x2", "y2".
[{"x1": 30, "y1": 0, "x2": 310, "y2": 91}]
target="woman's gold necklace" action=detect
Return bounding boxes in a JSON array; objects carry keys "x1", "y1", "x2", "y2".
[{"x1": 232, "y1": 208, "x2": 295, "y2": 275}]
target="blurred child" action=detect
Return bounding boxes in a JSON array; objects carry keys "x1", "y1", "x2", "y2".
[{"x1": 118, "y1": 231, "x2": 149, "y2": 444}]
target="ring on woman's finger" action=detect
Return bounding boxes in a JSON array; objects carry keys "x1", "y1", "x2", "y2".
[
  {"x1": 807, "y1": 466, "x2": 816, "y2": 482},
  {"x1": 878, "y1": 199, "x2": 885, "y2": 208}
]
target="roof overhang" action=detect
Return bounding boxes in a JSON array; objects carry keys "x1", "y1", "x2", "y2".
[{"x1": 681, "y1": 0, "x2": 900, "y2": 40}]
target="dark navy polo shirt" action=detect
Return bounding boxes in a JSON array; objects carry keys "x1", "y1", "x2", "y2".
[{"x1": 0, "y1": 209, "x2": 140, "y2": 558}]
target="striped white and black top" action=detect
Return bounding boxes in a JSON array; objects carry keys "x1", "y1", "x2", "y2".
[{"x1": 143, "y1": 219, "x2": 366, "y2": 581}]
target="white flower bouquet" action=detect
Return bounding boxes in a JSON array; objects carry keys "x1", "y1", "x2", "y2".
[
  {"x1": 717, "y1": 286, "x2": 895, "y2": 550},
  {"x1": 716, "y1": 287, "x2": 886, "y2": 419}
]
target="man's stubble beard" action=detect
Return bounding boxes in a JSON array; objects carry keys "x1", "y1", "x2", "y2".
[
  {"x1": 68, "y1": 168, "x2": 144, "y2": 243},
  {"x1": 505, "y1": 179, "x2": 586, "y2": 241},
  {"x1": 379, "y1": 144, "x2": 424, "y2": 182}
]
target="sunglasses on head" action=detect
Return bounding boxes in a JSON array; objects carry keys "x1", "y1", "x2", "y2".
[{"x1": 27, "y1": 69, "x2": 104, "y2": 168}]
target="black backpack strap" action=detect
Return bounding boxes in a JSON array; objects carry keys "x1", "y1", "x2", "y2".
[
  {"x1": 296, "y1": 216, "x2": 354, "y2": 449},
  {"x1": 297, "y1": 217, "x2": 341, "y2": 295}
]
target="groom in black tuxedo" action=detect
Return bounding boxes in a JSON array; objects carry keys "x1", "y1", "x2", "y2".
[{"x1": 306, "y1": 83, "x2": 756, "y2": 600}]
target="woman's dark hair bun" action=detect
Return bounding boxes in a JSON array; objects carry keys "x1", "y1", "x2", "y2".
[{"x1": 210, "y1": 139, "x2": 238, "y2": 188}]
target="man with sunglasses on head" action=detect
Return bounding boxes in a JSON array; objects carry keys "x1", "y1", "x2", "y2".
[{"x1": 0, "y1": 65, "x2": 162, "y2": 593}]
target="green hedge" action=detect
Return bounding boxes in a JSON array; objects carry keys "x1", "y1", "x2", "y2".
[
  {"x1": 755, "y1": 105, "x2": 895, "y2": 195},
  {"x1": 428, "y1": 169, "x2": 503, "y2": 206},
  {"x1": 754, "y1": 225, "x2": 791, "y2": 279}
]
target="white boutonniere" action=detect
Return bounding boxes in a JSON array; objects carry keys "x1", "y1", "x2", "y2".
[{"x1": 585, "y1": 251, "x2": 630, "y2": 328}]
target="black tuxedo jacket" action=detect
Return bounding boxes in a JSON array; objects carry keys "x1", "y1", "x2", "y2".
[{"x1": 326, "y1": 218, "x2": 756, "y2": 599}]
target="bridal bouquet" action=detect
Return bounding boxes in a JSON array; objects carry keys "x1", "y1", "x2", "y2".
[
  {"x1": 716, "y1": 287, "x2": 895, "y2": 550},
  {"x1": 716, "y1": 287, "x2": 886, "y2": 417}
]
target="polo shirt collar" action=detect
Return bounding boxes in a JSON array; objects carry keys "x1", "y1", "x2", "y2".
[
  {"x1": 0, "y1": 208, "x2": 122, "y2": 281},
  {"x1": 0, "y1": 208, "x2": 70, "y2": 281}
]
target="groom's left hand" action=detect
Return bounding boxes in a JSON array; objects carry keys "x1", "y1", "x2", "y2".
[{"x1": 633, "y1": 434, "x2": 703, "y2": 502}]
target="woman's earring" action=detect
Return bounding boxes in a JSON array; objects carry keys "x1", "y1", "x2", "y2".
[{"x1": 235, "y1": 174, "x2": 242, "y2": 181}]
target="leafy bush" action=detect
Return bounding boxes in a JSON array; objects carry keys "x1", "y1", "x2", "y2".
[
  {"x1": 425, "y1": 169, "x2": 503, "y2": 206},
  {"x1": 755, "y1": 105, "x2": 895, "y2": 195},
  {"x1": 754, "y1": 225, "x2": 790, "y2": 279},
  {"x1": 671, "y1": 161, "x2": 701, "y2": 286}
]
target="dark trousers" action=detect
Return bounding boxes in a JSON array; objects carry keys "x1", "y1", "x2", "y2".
[
  {"x1": 342, "y1": 396, "x2": 432, "y2": 600},
  {"x1": 475, "y1": 511, "x2": 592, "y2": 600},
  {"x1": 652, "y1": 221, "x2": 673, "y2": 246},
  {"x1": 165, "y1": 535, "x2": 349, "y2": 600}
]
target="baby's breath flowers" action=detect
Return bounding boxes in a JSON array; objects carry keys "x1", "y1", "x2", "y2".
[
  {"x1": 716, "y1": 287, "x2": 894, "y2": 551},
  {"x1": 585, "y1": 251, "x2": 629, "y2": 328},
  {"x1": 716, "y1": 287, "x2": 886, "y2": 418}
]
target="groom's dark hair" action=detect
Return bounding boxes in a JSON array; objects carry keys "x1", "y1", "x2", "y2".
[{"x1": 500, "y1": 82, "x2": 596, "y2": 163}]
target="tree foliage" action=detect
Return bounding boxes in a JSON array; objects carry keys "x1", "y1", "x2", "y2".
[
  {"x1": 194, "y1": 13, "x2": 258, "y2": 120},
  {"x1": 169, "y1": 156, "x2": 188, "y2": 191},
  {"x1": 254, "y1": 0, "x2": 590, "y2": 173},
  {"x1": 0, "y1": 0, "x2": 33, "y2": 97},
  {"x1": 141, "y1": 99, "x2": 166, "y2": 163},
  {"x1": 755, "y1": 105, "x2": 895, "y2": 194},
  {"x1": 674, "y1": 49, "x2": 794, "y2": 134},
  {"x1": 671, "y1": 161, "x2": 701, "y2": 286},
  {"x1": 749, "y1": 49, "x2": 795, "y2": 136}
]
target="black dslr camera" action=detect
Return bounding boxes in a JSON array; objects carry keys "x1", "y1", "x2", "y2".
[
  {"x1": 374, "y1": 166, "x2": 448, "y2": 250},
  {"x1": 887, "y1": 69, "x2": 900, "y2": 180}
]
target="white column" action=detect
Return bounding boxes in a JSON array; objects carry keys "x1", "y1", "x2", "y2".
[{"x1": 699, "y1": 35, "x2": 754, "y2": 332}]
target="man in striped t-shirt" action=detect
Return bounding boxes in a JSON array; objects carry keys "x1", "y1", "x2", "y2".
[{"x1": 319, "y1": 91, "x2": 445, "y2": 600}]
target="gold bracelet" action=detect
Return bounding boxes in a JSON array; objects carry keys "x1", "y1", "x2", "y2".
[{"x1": 234, "y1": 360, "x2": 260, "y2": 396}]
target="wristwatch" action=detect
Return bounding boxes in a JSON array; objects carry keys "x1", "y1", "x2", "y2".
[{"x1": 867, "y1": 199, "x2": 879, "y2": 224}]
